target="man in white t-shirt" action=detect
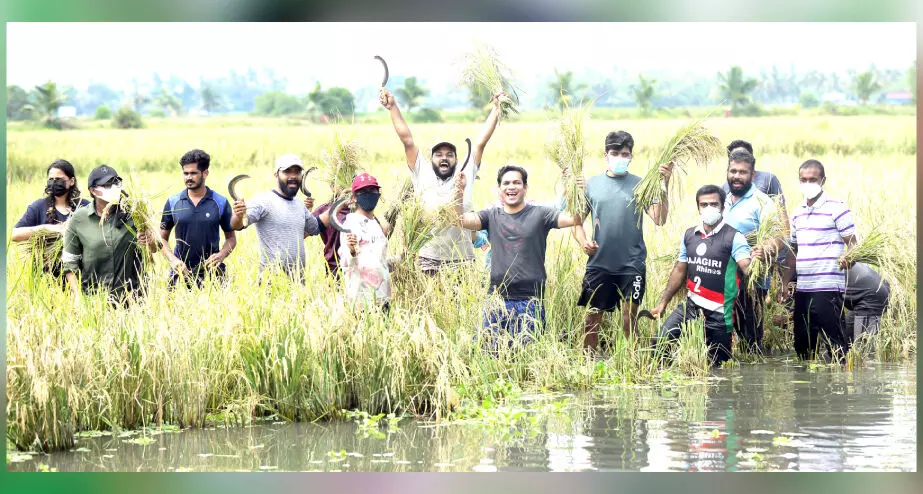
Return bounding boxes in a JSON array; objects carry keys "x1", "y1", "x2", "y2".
[{"x1": 379, "y1": 87, "x2": 506, "y2": 274}]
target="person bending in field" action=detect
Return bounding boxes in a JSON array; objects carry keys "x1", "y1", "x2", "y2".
[
  {"x1": 456, "y1": 165, "x2": 581, "y2": 347},
  {"x1": 62, "y1": 165, "x2": 160, "y2": 304},
  {"x1": 380, "y1": 86, "x2": 505, "y2": 275},
  {"x1": 12, "y1": 159, "x2": 90, "y2": 277},
  {"x1": 781, "y1": 159, "x2": 857, "y2": 362},
  {"x1": 649, "y1": 185, "x2": 753, "y2": 366},
  {"x1": 572, "y1": 130, "x2": 674, "y2": 350},
  {"x1": 722, "y1": 149, "x2": 792, "y2": 354},
  {"x1": 230, "y1": 154, "x2": 327, "y2": 283},
  {"x1": 159, "y1": 149, "x2": 237, "y2": 288},
  {"x1": 337, "y1": 173, "x2": 395, "y2": 310}
]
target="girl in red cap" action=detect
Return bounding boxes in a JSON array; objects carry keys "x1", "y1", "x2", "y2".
[{"x1": 337, "y1": 173, "x2": 392, "y2": 310}]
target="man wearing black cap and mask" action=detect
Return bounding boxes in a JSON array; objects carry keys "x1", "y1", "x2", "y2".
[
  {"x1": 379, "y1": 86, "x2": 506, "y2": 274},
  {"x1": 62, "y1": 165, "x2": 160, "y2": 302}
]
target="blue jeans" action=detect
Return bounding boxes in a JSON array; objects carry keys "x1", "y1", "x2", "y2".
[{"x1": 481, "y1": 299, "x2": 546, "y2": 349}]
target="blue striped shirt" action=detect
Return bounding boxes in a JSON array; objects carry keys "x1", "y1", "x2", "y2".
[{"x1": 790, "y1": 192, "x2": 856, "y2": 292}]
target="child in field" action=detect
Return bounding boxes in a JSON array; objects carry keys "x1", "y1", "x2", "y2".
[{"x1": 337, "y1": 173, "x2": 392, "y2": 310}]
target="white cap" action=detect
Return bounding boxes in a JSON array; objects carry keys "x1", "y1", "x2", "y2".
[{"x1": 275, "y1": 154, "x2": 304, "y2": 173}]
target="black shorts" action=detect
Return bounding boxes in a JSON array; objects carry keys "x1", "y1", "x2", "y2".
[{"x1": 577, "y1": 269, "x2": 646, "y2": 312}]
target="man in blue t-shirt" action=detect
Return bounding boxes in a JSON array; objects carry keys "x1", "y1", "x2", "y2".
[
  {"x1": 573, "y1": 130, "x2": 674, "y2": 350},
  {"x1": 160, "y1": 149, "x2": 237, "y2": 287}
]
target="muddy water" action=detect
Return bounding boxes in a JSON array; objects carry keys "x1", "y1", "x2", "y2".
[{"x1": 7, "y1": 359, "x2": 915, "y2": 472}]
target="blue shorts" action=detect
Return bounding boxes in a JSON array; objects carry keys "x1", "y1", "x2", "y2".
[{"x1": 482, "y1": 299, "x2": 546, "y2": 346}]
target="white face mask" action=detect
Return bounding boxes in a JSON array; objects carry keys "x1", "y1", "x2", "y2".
[
  {"x1": 700, "y1": 206, "x2": 722, "y2": 226},
  {"x1": 607, "y1": 156, "x2": 631, "y2": 175},
  {"x1": 800, "y1": 182, "x2": 823, "y2": 201},
  {"x1": 97, "y1": 184, "x2": 122, "y2": 204}
]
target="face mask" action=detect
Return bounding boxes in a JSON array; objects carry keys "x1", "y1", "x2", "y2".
[
  {"x1": 47, "y1": 178, "x2": 69, "y2": 197},
  {"x1": 608, "y1": 157, "x2": 630, "y2": 175},
  {"x1": 97, "y1": 184, "x2": 122, "y2": 204},
  {"x1": 356, "y1": 192, "x2": 381, "y2": 212},
  {"x1": 800, "y1": 182, "x2": 823, "y2": 200},
  {"x1": 700, "y1": 206, "x2": 722, "y2": 226}
]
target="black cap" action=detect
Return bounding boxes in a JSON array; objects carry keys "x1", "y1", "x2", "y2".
[
  {"x1": 87, "y1": 164, "x2": 121, "y2": 188},
  {"x1": 431, "y1": 140, "x2": 457, "y2": 155}
]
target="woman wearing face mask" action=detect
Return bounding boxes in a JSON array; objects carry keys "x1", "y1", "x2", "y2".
[
  {"x1": 62, "y1": 164, "x2": 160, "y2": 303},
  {"x1": 12, "y1": 159, "x2": 90, "y2": 276},
  {"x1": 337, "y1": 173, "x2": 394, "y2": 311}
]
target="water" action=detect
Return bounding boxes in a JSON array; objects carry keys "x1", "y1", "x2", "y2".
[{"x1": 7, "y1": 359, "x2": 915, "y2": 472}]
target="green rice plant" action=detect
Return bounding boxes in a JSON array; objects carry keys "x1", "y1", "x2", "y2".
[
  {"x1": 458, "y1": 41, "x2": 521, "y2": 119},
  {"x1": 382, "y1": 177, "x2": 414, "y2": 239},
  {"x1": 841, "y1": 228, "x2": 889, "y2": 267},
  {"x1": 28, "y1": 228, "x2": 64, "y2": 274},
  {"x1": 633, "y1": 118, "x2": 723, "y2": 218},
  {"x1": 545, "y1": 99, "x2": 592, "y2": 217}
]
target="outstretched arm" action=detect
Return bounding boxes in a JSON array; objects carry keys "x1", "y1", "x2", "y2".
[
  {"x1": 380, "y1": 88, "x2": 419, "y2": 171},
  {"x1": 473, "y1": 92, "x2": 505, "y2": 165}
]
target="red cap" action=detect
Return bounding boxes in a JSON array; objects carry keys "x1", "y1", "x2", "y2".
[{"x1": 351, "y1": 173, "x2": 380, "y2": 193}]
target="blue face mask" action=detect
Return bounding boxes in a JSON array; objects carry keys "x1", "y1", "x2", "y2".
[
  {"x1": 356, "y1": 191, "x2": 381, "y2": 212},
  {"x1": 608, "y1": 156, "x2": 631, "y2": 175}
]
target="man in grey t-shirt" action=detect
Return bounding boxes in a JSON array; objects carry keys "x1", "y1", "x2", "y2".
[
  {"x1": 379, "y1": 87, "x2": 506, "y2": 274},
  {"x1": 458, "y1": 165, "x2": 580, "y2": 346},
  {"x1": 573, "y1": 130, "x2": 674, "y2": 350},
  {"x1": 231, "y1": 154, "x2": 321, "y2": 281}
]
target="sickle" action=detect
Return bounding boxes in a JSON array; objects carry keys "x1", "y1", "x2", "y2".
[
  {"x1": 329, "y1": 198, "x2": 351, "y2": 233},
  {"x1": 300, "y1": 166, "x2": 317, "y2": 197},
  {"x1": 374, "y1": 55, "x2": 389, "y2": 87},
  {"x1": 458, "y1": 138, "x2": 473, "y2": 173},
  {"x1": 228, "y1": 174, "x2": 250, "y2": 201},
  {"x1": 637, "y1": 310, "x2": 656, "y2": 320}
]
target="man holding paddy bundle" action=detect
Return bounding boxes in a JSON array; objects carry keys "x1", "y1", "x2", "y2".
[
  {"x1": 379, "y1": 87, "x2": 506, "y2": 274},
  {"x1": 456, "y1": 165, "x2": 581, "y2": 347},
  {"x1": 781, "y1": 159, "x2": 857, "y2": 361},
  {"x1": 159, "y1": 149, "x2": 237, "y2": 288},
  {"x1": 723, "y1": 148, "x2": 792, "y2": 354},
  {"x1": 572, "y1": 130, "x2": 674, "y2": 350},
  {"x1": 230, "y1": 154, "x2": 323, "y2": 282},
  {"x1": 62, "y1": 165, "x2": 160, "y2": 302},
  {"x1": 649, "y1": 185, "x2": 752, "y2": 366}
]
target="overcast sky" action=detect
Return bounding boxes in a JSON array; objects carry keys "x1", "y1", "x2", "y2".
[{"x1": 7, "y1": 22, "x2": 916, "y2": 92}]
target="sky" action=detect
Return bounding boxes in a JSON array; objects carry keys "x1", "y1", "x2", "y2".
[{"x1": 6, "y1": 22, "x2": 916, "y2": 94}]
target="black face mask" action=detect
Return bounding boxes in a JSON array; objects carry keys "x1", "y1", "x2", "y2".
[
  {"x1": 46, "y1": 178, "x2": 70, "y2": 197},
  {"x1": 356, "y1": 191, "x2": 381, "y2": 212}
]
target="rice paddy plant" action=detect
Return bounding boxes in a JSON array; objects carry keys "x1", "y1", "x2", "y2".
[
  {"x1": 841, "y1": 227, "x2": 889, "y2": 267},
  {"x1": 458, "y1": 41, "x2": 521, "y2": 119},
  {"x1": 633, "y1": 118, "x2": 723, "y2": 218},
  {"x1": 318, "y1": 133, "x2": 365, "y2": 200},
  {"x1": 545, "y1": 100, "x2": 592, "y2": 217},
  {"x1": 744, "y1": 196, "x2": 790, "y2": 294}
]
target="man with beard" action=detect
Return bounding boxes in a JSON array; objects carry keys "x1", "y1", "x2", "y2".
[
  {"x1": 230, "y1": 154, "x2": 321, "y2": 281},
  {"x1": 572, "y1": 130, "x2": 674, "y2": 350},
  {"x1": 722, "y1": 149, "x2": 790, "y2": 353},
  {"x1": 159, "y1": 149, "x2": 237, "y2": 287},
  {"x1": 457, "y1": 165, "x2": 581, "y2": 347},
  {"x1": 13, "y1": 159, "x2": 90, "y2": 277},
  {"x1": 380, "y1": 87, "x2": 505, "y2": 274}
]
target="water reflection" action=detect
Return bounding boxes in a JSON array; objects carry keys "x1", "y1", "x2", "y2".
[{"x1": 8, "y1": 360, "x2": 915, "y2": 472}]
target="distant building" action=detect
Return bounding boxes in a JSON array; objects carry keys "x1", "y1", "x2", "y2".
[{"x1": 883, "y1": 91, "x2": 913, "y2": 105}]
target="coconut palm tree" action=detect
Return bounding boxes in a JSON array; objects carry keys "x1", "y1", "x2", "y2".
[
  {"x1": 32, "y1": 81, "x2": 67, "y2": 124},
  {"x1": 854, "y1": 71, "x2": 882, "y2": 105},
  {"x1": 716, "y1": 66, "x2": 758, "y2": 112},
  {"x1": 200, "y1": 84, "x2": 222, "y2": 113},
  {"x1": 632, "y1": 74, "x2": 657, "y2": 116},
  {"x1": 394, "y1": 77, "x2": 428, "y2": 112},
  {"x1": 154, "y1": 88, "x2": 183, "y2": 117},
  {"x1": 548, "y1": 69, "x2": 587, "y2": 111}
]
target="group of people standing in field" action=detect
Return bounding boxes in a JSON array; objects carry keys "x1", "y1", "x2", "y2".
[{"x1": 13, "y1": 89, "x2": 890, "y2": 365}]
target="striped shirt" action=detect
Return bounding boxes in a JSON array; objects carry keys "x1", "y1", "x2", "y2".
[{"x1": 790, "y1": 192, "x2": 856, "y2": 292}]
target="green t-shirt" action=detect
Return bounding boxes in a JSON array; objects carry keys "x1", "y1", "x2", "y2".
[
  {"x1": 584, "y1": 172, "x2": 648, "y2": 275},
  {"x1": 62, "y1": 204, "x2": 145, "y2": 298}
]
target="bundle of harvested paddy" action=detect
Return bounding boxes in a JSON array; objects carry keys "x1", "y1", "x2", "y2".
[
  {"x1": 840, "y1": 228, "x2": 889, "y2": 268},
  {"x1": 633, "y1": 119, "x2": 723, "y2": 218},
  {"x1": 458, "y1": 41, "x2": 520, "y2": 119},
  {"x1": 319, "y1": 133, "x2": 365, "y2": 201},
  {"x1": 545, "y1": 100, "x2": 592, "y2": 218},
  {"x1": 744, "y1": 195, "x2": 790, "y2": 293}
]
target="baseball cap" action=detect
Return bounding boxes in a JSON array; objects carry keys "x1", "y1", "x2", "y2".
[
  {"x1": 351, "y1": 173, "x2": 380, "y2": 193},
  {"x1": 431, "y1": 140, "x2": 457, "y2": 155},
  {"x1": 275, "y1": 154, "x2": 304, "y2": 173},
  {"x1": 87, "y1": 164, "x2": 122, "y2": 188}
]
